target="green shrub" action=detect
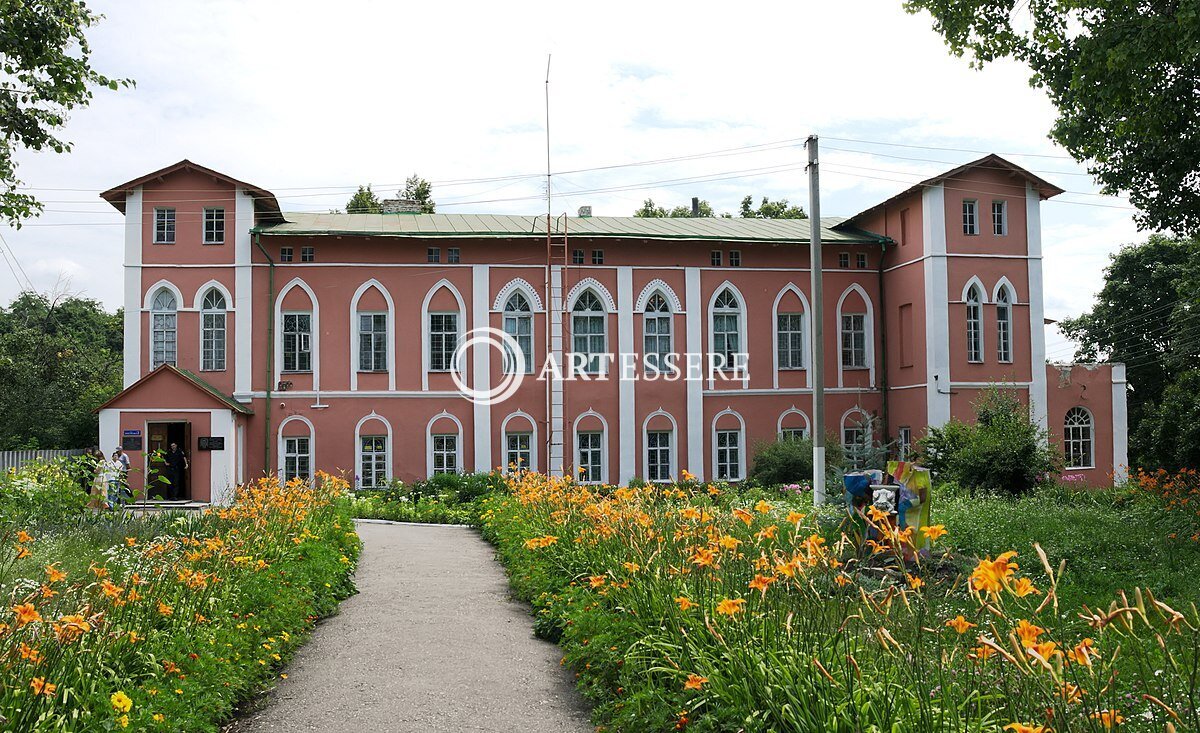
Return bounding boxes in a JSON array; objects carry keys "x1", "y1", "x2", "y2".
[
  {"x1": 748, "y1": 435, "x2": 844, "y2": 487},
  {"x1": 917, "y1": 388, "x2": 1060, "y2": 496},
  {"x1": 0, "y1": 457, "x2": 88, "y2": 525}
]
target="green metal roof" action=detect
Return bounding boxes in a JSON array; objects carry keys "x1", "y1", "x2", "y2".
[{"x1": 255, "y1": 213, "x2": 886, "y2": 244}]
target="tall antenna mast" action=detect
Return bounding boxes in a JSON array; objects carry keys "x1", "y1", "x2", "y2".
[{"x1": 545, "y1": 54, "x2": 552, "y2": 223}]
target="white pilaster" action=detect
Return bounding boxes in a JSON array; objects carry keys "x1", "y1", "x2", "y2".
[
  {"x1": 1111, "y1": 363, "x2": 1128, "y2": 482},
  {"x1": 922, "y1": 184, "x2": 951, "y2": 427},
  {"x1": 209, "y1": 409, "x2": 237, "y2": 505},
  {"x1": 548, "y1": 266, "x2": 565, "y2": 476},
  {"x1": 99, "y1": 409, "x2": 119, "y2": 456},
  {"x1": 123, "y1": 189, "x2": 143, "y2": 387},
  {"x1": 472, "y1": 265, "x2": 492, "y2": 472},
  {"x1": 617, "y1": 266, "x2": 635, "y2": 484},
  {"x1": 234, "y1": 189, "x2": 254, "y2": 400},
  {"x1": 1026, "y1": 184, "x2": 1049, "y2": 431},
  {"x1": 684, "y1": 267, "x2": 704, "y2": 480}
]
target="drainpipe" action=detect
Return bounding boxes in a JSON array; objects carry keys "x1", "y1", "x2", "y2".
[
  {"x1": 253, "y1": 232, "x2": 275, "y2": 472},
  {"x1": 877, "y1": 237, "x2": 890, "y2": 452}
]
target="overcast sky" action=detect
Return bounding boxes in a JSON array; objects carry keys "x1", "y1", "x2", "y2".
[{"x1": 2, "y1": 0, "x2": 1145, "y2": 360}]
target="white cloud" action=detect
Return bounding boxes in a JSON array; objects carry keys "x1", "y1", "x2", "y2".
[{"x1": 0, "y1": 0, "x2": 1149, "y2": 325}]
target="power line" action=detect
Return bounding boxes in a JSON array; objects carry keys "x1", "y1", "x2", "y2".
[
  {"x1": 822, "y1": 136, "x2": 1077, "y2": 160},
  {"x1": 821, "y1": 144, "x2": 1105, "y2": 180},
  {"x1": 0, "y1": 231, "x2": 35, "y2": 292}
]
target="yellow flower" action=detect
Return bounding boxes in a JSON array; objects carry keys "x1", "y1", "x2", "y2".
[
  {"x1": 674, "y1": 596, "x2": 696, "y2": 611},
  {"x1": 753, "y1": 499, "x2": 773, "y2": 514},
  {"x1": 153, "y1": 713, "x2": 165, "y2": 723},
  {"x1": 622, "y1": 562, "x2": 640, "y2": 573},
  {"x1": 906, "y1": 574, "x2": 925, "y2": 589},
  {"x1": 44, "y1": 564, "x2": 66, "y2": 583},
  {"x1": 683, "y1": 673, "x2": 708, "y2": 690},
  {"x1": 732, "y1": 508, "x2": 754, "y2": 526},
  {"x1": 920, "y1": 524, "x2": 947, "y2": 542},
  {"x1": 1003, "y1": 724, "x2": 1049, "y2": 733},
  {"x1": 1014, "y1": 619, "x2": 1044, "y2": 648},
  {"x1": 1090, "y1": 710, "x2": 1124, "y2": 729},
  {"x1": 111, "y1": 691, "x2": 133, "y2": 713},
  {"x1": 715, "y1": 598, "x2": 746, "y2": 617},
  {"x1": 1010, "y1": 577, "x2": 1040, "y2": 598},
  {"x1": 1067, "y1": 637, "x2": 1096, "y2": 667},
  {"x1": 969, "y1": 551, "x2": 1018, "y2": 595},
  {"x1": 12, "y1": 603, "x2": 41, "y2": 626},
  {"x1": 717, "y1": 535, "x2": 741, "y2": 550},
  {"x1": 588, "y1": 575, "x2": 605, "y2": 588},
  {"x1": 30, "y1": 677, "x2": 57, "y2": 697},
  {"x1": 16, "y1": 530, "x2": 34, "y2": 543},
  {"x1": 945, "y1": 615, "x2": 976, "y2": 634},
  {"x1": 748, "y1": 574, "x2": 775, "y2": 594},
  {"x1": 785, "y1": 511, "x2": 806, "y2": 525},
  {"x1": 157, "y1": 601, "x2": 174, "y2": 617}
]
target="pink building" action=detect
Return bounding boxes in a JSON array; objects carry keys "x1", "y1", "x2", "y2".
[{"x1": 96, "y1": 157, "x2": 1127, "y2": 503}]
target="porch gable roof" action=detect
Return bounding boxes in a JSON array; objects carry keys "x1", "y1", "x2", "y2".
[{"x1": 95, "y1": 365, "x2": 253, "y2": 415}]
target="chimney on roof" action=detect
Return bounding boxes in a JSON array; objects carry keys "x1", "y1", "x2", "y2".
[
  {"x1": 577, "y1": 205, "x2": 592, "y2": 218},
  {"x1": 691, "y1": 197, "x2": 700, "y2": 217},
  {"x1": 380, "y1": 198, "x2": 422, "y2": 214}
]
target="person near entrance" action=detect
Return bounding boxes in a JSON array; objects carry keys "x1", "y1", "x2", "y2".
[
  {"x1": 164, "y1": 442, "x2": 189, "y2": 500},
  {"x1": 101, "y1": 451, "x2": 125, "y2": 508}
]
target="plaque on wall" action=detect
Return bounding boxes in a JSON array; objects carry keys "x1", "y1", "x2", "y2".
[
  {"x1": 121, "y1": 436, "x2": 143, "y2": 451},
  {"x1": 197, "y1": 436, "x2": 225, "y2": 451}
]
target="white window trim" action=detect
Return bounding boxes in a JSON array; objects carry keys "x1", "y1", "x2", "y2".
[
  {"x1": 501, "y1": 410, "x2": 539, "y2": 473},
  {"x1": 776, "y1": 407, "x2": 811, "y2": 439},
  {"x1": 964, "y1": 279, "x2": 986, "y2": 364},
  {"x1": 710, "y1": 408, "x2": 746, "y2": 482},
  {"x1": 274, "y1": 278, "x2": 320, "y2": 391},
  {"x1": 501, "y1": 292, "x2": 536, "y2": 375},
  {"x1": 641, "y1": 409, "x2": 678, "y2": 483},
  {"x1": 1064, "y1": 406, "x2": 1095, "y2": 469},
  {"x1": 280, "y1": 310, "x2": 314, "y2": 374},
  {"x1": 571, "y1": 410, "x2": 609, "y2": 484},
  {"x1": 491, "y1": 278, "x2": 546, "y2": 312},
  {"x1": 634, "y1": 279, "x2": 685, "y2": 313},
  {"x1": 420, "y1": 279, "x2": 467, "y2": 390},
  {"x1": 963, "y1": 199, "x2": 979, "y2": 235},
  {"x1": 426, "y1": 411, "x2": 464, "y2": 478},
  {"x1": 203, "y1": 207, "x2": 226, "y2": 244},
  {"x1": 706, "y1": 281, "x2": 749, "y2": 390},
  {"x1": 143, "y1": 279, "x2": 185, "y2": 311},
  {"x1": 992, "y1": 200, "x2": 1008, "y2": 236},
  {"x1": 153, "y1": 207, "x2": 176, "y2": 244},
  {"x1": 835, "y1": 283, "x2": 875, "y2": 388},
  {"x1": 771, "y1": 283, "x2": 811, "y2": 388},
  {"x1": 199, "y1": 287, "x2": 228, "y2": 372},
  {"x1": 277, "y1": 414, "x2": 316, "y2": 480},
  {"x1": 354, "y1": 412, "x2": 392, "y2": 489},
  {"x1": 349, "y1": 279, "x2": 397, "y2": 391},
  {"x1": 641, "y1": 290, "x2": 675, "y2": 375},
  {"x1": 149, "y1": 286, "x2": 179, "y2": 371},
  {"x1": 565, "y1": 277, "x2": 617, "y2": 313},
  {"x1": 841, "y1": 407, "x2": 871, "y2": 466},
  {"x1": 994, "y1": 279, "x2": 1016, "y2": 364},
  {"x1": 569, "y1": 288, "x2": 611, "y2": 377},
  {"x1": 428, "y1": 310, "x2": 461, "y2": 373}
]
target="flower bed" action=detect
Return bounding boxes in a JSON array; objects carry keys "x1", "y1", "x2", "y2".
[
  {"x1": 481, "y1": 472, "x2": 1199, "y2": 732},
  {"x1": 0, "y1": 467, "x2": 360, "y2": 732}
]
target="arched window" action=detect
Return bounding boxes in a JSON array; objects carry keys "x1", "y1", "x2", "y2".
[
  {"x1": 712, "y1": 288, "x2": 741, "y2": 368},
  {"x1": 151, "y1": 288, "x2": 177, "y2": 368},
  {"x1": 503, "y1": 292, "x2": 533, "y2": 374},
  {"x1": 200, "y1": 289, "x2": 227, "y2": 371},
  {"x1": 1064, "y1": 407, "x2": 1094, "y2": 469},
  {"x1": 571, "y1": 290, "x2": 606, "y2": 374},
  {"x1": 966, "y1": 284, "x2": 983, "y2": 363},
  {"x1": 643, "y1": 292, "x2": 672, "y2": 373},
  {"x1": 996, "y1": 287, "x2": 1013, "y2": 363}
]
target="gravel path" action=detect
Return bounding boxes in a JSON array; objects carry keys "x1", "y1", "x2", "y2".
[{"x1": 227, "y1": 521, "x2": 593, "y2": 732}]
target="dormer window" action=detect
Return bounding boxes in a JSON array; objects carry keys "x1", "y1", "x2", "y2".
[
  {"x1": 203, "y1": 208, "x2": 225, "y2": 244},
  {"x1": 154, "y1": 208, "x2": 176, "y2": 244}
]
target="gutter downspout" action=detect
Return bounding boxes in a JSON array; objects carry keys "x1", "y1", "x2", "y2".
[
  {"x1": 877, "y1": 211, "x2": 891, "y2": 452},
  {"x1": 253, "y1": 232, "x2": 275, "y2": 473}
]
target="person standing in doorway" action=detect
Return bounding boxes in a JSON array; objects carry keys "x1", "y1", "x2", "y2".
[{"x1": 164, "y1": 442, "x2": 189, "y2": 500}]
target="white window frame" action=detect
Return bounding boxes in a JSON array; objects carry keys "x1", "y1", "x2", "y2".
[
  {"x1": 728, "y1": 250, "x2": 741, "y2": 267},
  {"x1": 203, "y1": 207, "x2": 225, "y2": 244},
  {"x1": 991, "y1": 200, "x2": 1008, "y2": 236},
  {"x1": 642, "y1": 410, "x2": 678, "y2": 483},
  {"x1": 1064, "y1": 407, "x2": 1095, "y2": 469},
  {"x1": 855, "y1": 252, "x2": 867, "y2": 269},
  {"x1": 840, "y1": 313, "x2": 866, "y2": 368},
  {"x1": 279, "y1": 246, "x2": 293, "y2": 262},
  {"x1": 780, "y1": 428, "x2": 807, "y2": 441},
  {"x1": 354, "y1": 413, "x2": 392, "y2": 489},
  {"x1": 777, "y1": 311, "x2": 805, "y2": 370},
  {"x1": 709, "y1": 286, "x2": 743, "y2": 372},
  {"x1": 278, "y1": 415, "x2": 315, "y2": 482},
  {"x1": 428, "y1": 312, "x2": 459, "y2": 373},
  {"x1": 150, "y1": 288, "x2": 177, "y2": 369},
  {"x1": 503, "y1": 292, "x2": 534, "y2": 375},
  {"x1": 504, "y1": 431, "x2": 532, "y2": 473},
  {"x1": 501, "y1": 411, "x2": 539, "y2": 473},
  {"x1": 154, "y1": 208, "x2": 176, "y2": 244},
  {"x1": 425, "y1": 412, "x2": 463, "y2": 477},
  {"x1": 995, "y1": 284, "x2": 1014, "y2": 363},
  {"x1": 281, "y1": 311, "x2": 313, "y2": 373},
  {"x1": 646, "y1": 430, "x2": 672, "y2": 483},
  {"x1": 643, "y1": 292, "x2": 673, "y2": 374},
  {"x1": 838, "y1": 252, "x2": 850, "y2": 268},
  {"x1": 301, "y1": 246, "x2": 315, "y2": 262},
  {"x1": 776, "y1": 407, "x2": 810, "y2": 440},
  {"x1": 358, "y1": 435, "x2": 388, "y2": 489},
  {"x1": 571, "y1": 290, "x2": 608, "y2": 375},
  {"x1": 898, "y1": 426, "x2": 912, "y2": 461},
  {"x1": 200, "y1": 289, "x2": 227, "y2": 372},
  {"x1": 963, "y1": 199, "x2": 979, "y2": 235},
  {"x1": 966, "y1": 284, "x2": 984, "y2": 363},
  {"x1": 357, "y1": 311, "x2": 388, "y2": 372},
  {"x1": 283, "y1": 437, "x2": 311, "y2": 481},
  {"x1": 576, "y1": 431, "x2": 604, "y2": 484},
  {"x1": 432, "y1": 434, "x2": 459, "y2": 475},
  {"x1": 711, "y1": 409, "x2": 745, "y2": 482}
]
